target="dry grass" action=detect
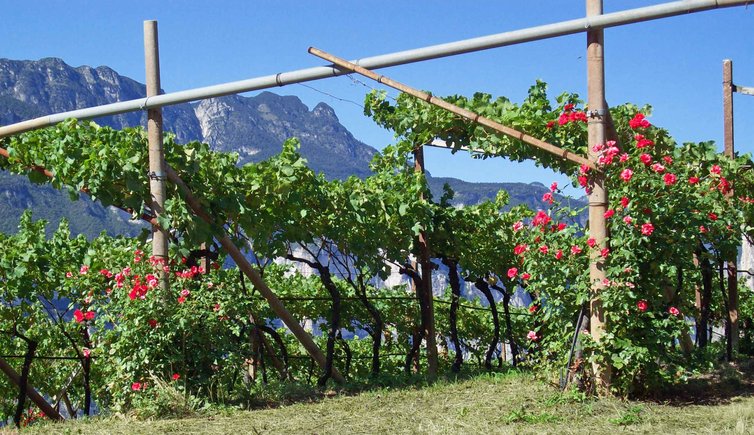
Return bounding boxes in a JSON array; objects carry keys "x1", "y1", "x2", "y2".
[{"x1": 14, "y1": 363, "x2": 754, "y2": 434}]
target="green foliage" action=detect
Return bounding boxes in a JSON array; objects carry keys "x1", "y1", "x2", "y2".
[
  {"x1": 362, "y1": 81, "x2": 754, "y2": 394},
  {"x1": 1, "y1": 77, "x2": 753, "y2": 420}
]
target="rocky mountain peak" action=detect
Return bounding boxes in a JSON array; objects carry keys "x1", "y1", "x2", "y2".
[{"x1": 313, "y1": 102, "x2": 338, "y2": 121}]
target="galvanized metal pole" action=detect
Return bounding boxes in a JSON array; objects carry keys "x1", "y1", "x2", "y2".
[
  {"x1": 586, "y1": 0, "x2": 611, "y2": 392},
  {"x1": 413, "y1": 146, "x2": 438, "y2": 378},
  {"x1": 0, "y1": 0, "x2": 748, "y2": 139},
  {"x1": 144, "y1": 20, "x2": 169, "y2": 291},
  {"x1": 723, "y1": 59, "x2": 738, "y2": 357}
]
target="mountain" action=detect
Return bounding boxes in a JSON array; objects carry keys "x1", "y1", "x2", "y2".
[
  {"x1": 0, "y1": 171, "x2": 145, "y2": 238},
  {"x1": 194, "y1": 93, "x2": 375, "y2": 179},
  {"x1": 0, "y1": 58, "x2": 202, "y2": 143},
  {"x1": 0, "y1": 57, "x2": 579, "y2": 236}
]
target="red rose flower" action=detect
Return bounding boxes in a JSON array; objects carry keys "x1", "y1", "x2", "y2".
[
  {"x1": 641, "y1": 223, "x2": 655, "y2": 236},
  {"x1": 73, "y1": 309, "x2": 85, "y2": 323},
  {"x1": 663, "y1": 173, "x2": 677, "y2": 186},
  {"x1": 629, "y1": 113, "x2": 651, "y2": 129}
]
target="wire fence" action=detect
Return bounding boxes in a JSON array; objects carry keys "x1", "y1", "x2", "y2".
[{"x1": 248, "y1": 295, "x2": 532, "y2": 316}]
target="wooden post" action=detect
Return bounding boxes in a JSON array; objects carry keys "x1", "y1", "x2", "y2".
[
  {"x1": 723, "y1": 59, "x2": 738, "y2": 357},
  {"x1": 413, "y1": 146, "x2": 438, "y2": 378},
  {"x1": 144, "y1": 20, "x2": 169, "y2": 291},
  {"x1": 0, "y1": 357, "x2": 63, "y2": 421},
  {"x1": 586, "y1": 0, "x2": 611, "y2": 392}
]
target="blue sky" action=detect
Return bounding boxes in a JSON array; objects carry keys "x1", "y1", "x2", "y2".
[{"x1": 2, "y1": 1, "x2": 753, "y2": 193}]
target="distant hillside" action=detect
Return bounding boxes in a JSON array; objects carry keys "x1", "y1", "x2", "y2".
[{"x1": 0, "y1": 171, "x2": 144, "y2": 238}]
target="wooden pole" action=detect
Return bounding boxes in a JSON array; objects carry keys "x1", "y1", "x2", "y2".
[
  {"x1": 723, "y1": 59, "x2": 738, "y2": 357},
  {"x1": 144, "y1": 20, "x2": 169, "y2": 291},
  {"x1": 0, "y1": 357, "x2": 63, "y2": 421},
  {"x1": 413, "y1": 146, "x2": 438, "y2": 378},
  {"x1": 307, "y1": 47, "x2": 596, "y2": 171},
  {"x1": 164, "y1": 166, "x2": 344, "y2": 383},
  {"x1": 586, "y1": 0, "x2": 611, "y2": 392}
]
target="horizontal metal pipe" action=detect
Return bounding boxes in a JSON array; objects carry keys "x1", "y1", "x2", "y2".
[{"x1": 0, "y1": 0, "x2": 747, "y2": 139}]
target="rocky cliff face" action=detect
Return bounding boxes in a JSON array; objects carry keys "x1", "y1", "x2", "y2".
[
  {"x1": 0, "y1": 58, "x2": 202, "y2": 143},
  {"x1": 193, "y1": 93, "x2": 375, "y2": 179}
]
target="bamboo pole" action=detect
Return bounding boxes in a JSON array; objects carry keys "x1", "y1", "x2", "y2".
[
  {"x1": 723, "y1": 59, "x2": 738, "y2": 358},
  {"x1": 0, "y1": 357, "x2": 64, "y2": 421},
  {"x1": 308, "y1": 47, "x2": 596, "y2": 170},
  {"x1": 586, "y1": 0, "x2": 611, "y2": 392},
  {"x1": 413, "y1": 146, "x2": 438, "y2": 378},
  {"x1": 164, "y1": 165, "x2": 344, "y2": 383},
  {"x1": 144, "y1": 21, "x2": 169, "y2": 292}
]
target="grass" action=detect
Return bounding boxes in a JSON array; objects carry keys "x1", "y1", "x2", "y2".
[{"x1": 9, "y1": 362, "x2": 754, "y2": 434}]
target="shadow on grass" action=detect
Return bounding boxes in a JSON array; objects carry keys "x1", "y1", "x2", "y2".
[
  {"x1": 244, "y1": 364, "x2": 524, "y2": 410},
  {"x1": 643, "y1": 358, "x2": 754, "y2": 406}
]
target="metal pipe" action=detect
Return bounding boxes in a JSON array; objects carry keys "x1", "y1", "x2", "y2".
[{"x1": 0, "y1": 0, "x2": 748, "y2": 139}]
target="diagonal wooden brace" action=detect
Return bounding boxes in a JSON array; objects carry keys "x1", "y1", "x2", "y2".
[
  {"x1": 0, "y1": 357, "x2": 64, "y2": 421},
  {"x1": 165, "y1": 165, "x2": 345, "y2": 384},
  {"x1": 308, "y1": 47, "x2": 595, "y2": 171}
]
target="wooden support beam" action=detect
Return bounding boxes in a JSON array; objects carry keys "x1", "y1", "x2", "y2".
[
  {"x1": 164, "y1": 165, "x2": 345, "y2": 383},
  {"x1": 144, "y1": 20, "x2": 170, "y2": 292},
  {"x1": 723, "y1": 59, "x2": 738, "y2": 358},
  {"x1": 308, "y1": 47, "x2": 596, "y2": 171},
  {"x1": 413, "y1": 146, "x2": 438, "y2": 378},
  {"x1": 0, "y1": 357, "x2": 63, "y2": 421},
  {"x1": 586, "y1": 0, "x2": 611, "y2": 393}
]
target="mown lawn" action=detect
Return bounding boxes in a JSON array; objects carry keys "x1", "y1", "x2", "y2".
[{"x1": 10, "y1": 362, "x2": 754, "y2": 434}]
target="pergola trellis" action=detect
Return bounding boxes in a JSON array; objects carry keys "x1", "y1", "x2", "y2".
[{"x1": 0, "y1": 0, "x2": 748, "y2": 418}]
